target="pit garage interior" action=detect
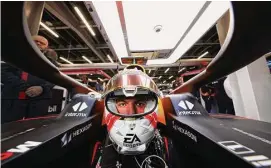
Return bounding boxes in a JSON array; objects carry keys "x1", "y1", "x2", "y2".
[
  {"x1": 2, "y1": 1, "x2": 271, "y2": 124},
  {"x1": 1, "y1": 1, "x2": 271, "y2": 168}
]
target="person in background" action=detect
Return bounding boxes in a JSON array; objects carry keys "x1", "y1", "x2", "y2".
[
  {"x1": 80, "y1": 74, "x2": 90, "y2": 86},
  {"x1": 200, "y1": 85, "x2": 215, "y2": 113},
  {"x1": 173, "y1": 77, "x2": 182, "y2": 89},
  {"x1": 32, "y1": 35, "x2": 48, "y2": 53},
  {"x1": 1, "y1": 35, "x2": 55, "y2": 124},
  {"x1": 216, "y1": 77, "x2": 235, "y2": 115},
  {"x1": 44, "y1": 48, "x2": 59, "y2": 67}
]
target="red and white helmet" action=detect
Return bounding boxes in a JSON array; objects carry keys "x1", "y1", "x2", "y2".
[{"x1": 103, "y1": 66, "x2": 159, "y2": 155}]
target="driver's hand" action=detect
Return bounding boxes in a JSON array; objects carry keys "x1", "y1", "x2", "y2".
[{"x1": 26, "y1": 86, "x2": 43, "y2": 97}]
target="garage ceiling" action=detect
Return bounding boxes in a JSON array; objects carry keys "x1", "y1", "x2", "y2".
[{"x1": 38, "y1": 1, "x2": 227, "y2": 89}]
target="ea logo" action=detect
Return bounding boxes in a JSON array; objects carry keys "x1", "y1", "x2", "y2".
[{"x1": 123, "y1": 134, "x2": 141, "y2": 144}]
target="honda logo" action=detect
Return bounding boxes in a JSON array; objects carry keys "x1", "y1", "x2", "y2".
[{"x1": 178, "y1": 100, "x2": 194, "y2": 110}]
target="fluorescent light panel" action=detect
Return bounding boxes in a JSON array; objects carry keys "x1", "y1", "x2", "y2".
[
  {"x1": 197, "y1": 51, "x2": 209, "y2": 59},
  {"x1": 165, "y1": 68, "x2": 170, "y2": 73},
  {"x1": 158, "y1": 76, "x2": 162, "y2": 79},
  {"x1": 74, "y1": 7, "x2": 95, "y2": 36},
  {"x1": 40, "y1": 22, "x2": 59, "y2": 38},
  {"x1": 147, "y1": 1, "x2": 230, "y2": 65},
  {"x1": 178, "y1": 67, "x2": 186, "y2": 73},
  {"x1": 123, "y1": 1, "x2": 205, "y2": 51},
  {"x1": 92, "y1": 2, "x2": 128, "y2": 62},
  {"x1": 82, "y1": 56, "x2": 93, "y2": 63},
  {"x1": 60, "y1": 57, "x2": 73, "y2": 64},
  {"x1": 169, "y1": 76, "x2": 173, "y2": 79},
  {"x1": 107, "y1": 54, "x2": 114, "y2": 63},
  {"x1": 93, "y1": 1, "x2": 229, "y2": 65}
]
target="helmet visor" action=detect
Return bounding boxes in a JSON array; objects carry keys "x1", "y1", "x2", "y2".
[{"x1": 105, "y1": 88, "x2": 158, "y2": 117}]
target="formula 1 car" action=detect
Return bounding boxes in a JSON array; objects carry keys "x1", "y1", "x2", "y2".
[{"x1": 1, "y1": 1, "x2": 271, "y2": 168}]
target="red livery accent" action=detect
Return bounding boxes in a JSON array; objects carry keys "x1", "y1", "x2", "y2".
[
  {"x1": 106, "y1": 113, "x2": 121, "y2": 131},
  {"x1": 21, "y1": 72, "x2": 28, "y2": 81},
  {"x1": 91, "y1": 142, "x2": 101, "y2": 165},
  {"x1": 1, "y1": 152, "x2": 13, "y2": 161},
  {"x1": 144, "y1": 112, "x2": 157, "y2": 128}
]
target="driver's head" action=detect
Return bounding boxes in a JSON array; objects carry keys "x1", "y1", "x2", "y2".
[
  {"x1": 32, "y1": 35, "x2": 48, "y2": 51},
  {"x1": 115, "y1": 97, "x2": 147, "y2": 115},
  {"x1": 103, "y1": 67, "x2": 159, "y2": 155}
]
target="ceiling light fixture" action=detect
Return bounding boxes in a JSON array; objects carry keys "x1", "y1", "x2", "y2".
[
  {"x1": 93, "y1": 1, "x2": 229, "y2": 65},
  {"x1": 123, "y1": 2, "x2": 205, "y2": 51},
  {"x1": 169, "y1": 76, "x2": 173, "y2": 79},
  {"x1": 92, "y1": 2, "x2": 127, "y2": 63},
  {"x1": 40, "y1": 22, "x2": 59, "y2": 38},
  {"x1": 163, "y1": 80, "x2": 166, "y2": 83},
  {"x1": 149, "y1": 69, "x2": 151, "y2": 73},
  {"x1": 172, "y1": 80, "x2": 176, "y2": 83},
  {"x1": 165, "y1": 68, "x2": 170, "y2": 73},
  {"x1": 60, "y1": 57, "x2": 73, "y2": 64},
  {"x1": 146, "y1": 1, "x2": 230, "y2": 65},
  {"x1": 74, "y1": 6, "x2": 96, "y2": 36},
  {"x1": 197, "y1": 51, "x2": 209, "y2": 59},
  {"x1": 178, "y1": 67, "x2": 186, "y2": 73},
  {"x1": 158, "y1": 76, "x2": 162, "y2": 79},
  {"x1": 107, "y1": 54, "x2": 114, "y2": 63},
  {"x1": 82, "y1": 56, "x2": 93, "y2": 63}
]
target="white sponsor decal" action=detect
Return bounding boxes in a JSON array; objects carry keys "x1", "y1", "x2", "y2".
[
  {"x1": 65, "y1": 113, "x2": 87, "y2": 117},
  {"x1": 65, "y1": 102, "x2": 88, "y2": 117},
  {"x1": 219, "y1": 141, "x2": 271, "y2": 167},
  {"x1": 61, "y1": 123, "x2": 92, "y2": 147},
  {"x1": 61, "y1": 133, "x2": 72, "y2": 147},
  {"x1": 177, "y1": 100, "x2": 201, "y2": 115},
  {"x1": 48, "y1": 105, "x2": 57, "y2": 113},
  {"x1": 172, "y1": 121, "x2": 197, "y2": 142},
  {"x1": 72, "y1": 102, "x2": 88, "y2": 112},
  {"x1": 178, "y1": 111, "x2": 201, "y2": 115},
  {"x1": 7, "y1": 141, "x2": 42, "y2": 153},
  {"x1": 178, "y1": 100, "x2": 194, "y2": 110},
  {"x1": 218, "y1": 141, "x2": 254, "y2": 154},
  {"x1": 232, "y1": 128, "x2": 271, "y2": 145},
  {"x1": 123, "y1": 143, "x2": 142, "y2": 148}
]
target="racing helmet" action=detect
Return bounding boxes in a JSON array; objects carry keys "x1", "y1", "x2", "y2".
[{"x1": 103, "y1": 65, "x2": 159, "y2": 155}]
